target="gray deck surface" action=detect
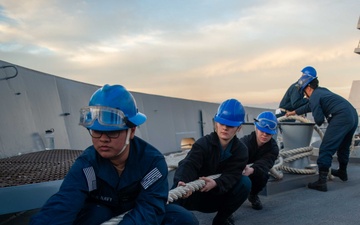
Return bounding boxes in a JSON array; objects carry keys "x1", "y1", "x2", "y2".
[
  {"x1": 194, "y1": 162, "x2": 360, "y2": 225},
  {"x1": 1, "y1": 162, "x2": 359, "y2": 225}
]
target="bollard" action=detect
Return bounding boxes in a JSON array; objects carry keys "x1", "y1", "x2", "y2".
[{"x1": 280, "y1": 122, "x2": 315, "y2": 169}]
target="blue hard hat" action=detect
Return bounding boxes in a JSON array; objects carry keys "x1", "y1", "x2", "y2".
[
  {"x1": 254, "y1": 111, "x2": 278, "y2": 135},
  {"x1": 214, "y1": 99, "x2": 245, "y2": 127},
  {"x1": 80, "y1": 84, "x2": 146, "y2": 131},
  {"x1": 301, "y1": 66, "x2": 317, "y2": 78}
]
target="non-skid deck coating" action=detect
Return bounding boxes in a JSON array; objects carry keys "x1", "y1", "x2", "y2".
[
  {"x1": 1, "y1": 162, "x2": 360, "y2": 225},
  {"x1": 0, "y1": 150, "x2": 83, "y2": 188},
  {"x1": 193, "y1": 160, "x2": 360, "y2": 225},
  {"x1": 1, "y1": 150, "x2": 360, "y2": 225}
]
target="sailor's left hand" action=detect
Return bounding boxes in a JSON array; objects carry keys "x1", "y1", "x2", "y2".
[
  {"x1": 177, "y1": 181, "x2": 193, "y2": 198},
  {"x1": 199, "y1": 176, "x2": 217, "y2": 192},
  {"x1": 286, "y1": 111, "x2": 296, "y2": 117},
  {"x1": 242, "y1": 165, "x2": 254, "y2": 176}
]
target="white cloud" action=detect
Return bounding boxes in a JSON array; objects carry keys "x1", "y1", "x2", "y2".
[{"x1": 0, "y1": 0, "x2": 359, "y2": 108}]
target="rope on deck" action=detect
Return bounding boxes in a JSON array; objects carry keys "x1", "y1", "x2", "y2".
[{"x1": 101, "y1": 174, "x2": 221, "y2": 225}]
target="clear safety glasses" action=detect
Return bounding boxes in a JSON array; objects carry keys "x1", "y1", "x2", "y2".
[
  {"x1": 88, "y1": 129, "x2": 122, "y2": 139},
  {"x1": 79, "y1": 106, "x2": 127, "y2": 128},
  {"x1": 254, "y1": 118, "x2": 277, "y2": 130}
]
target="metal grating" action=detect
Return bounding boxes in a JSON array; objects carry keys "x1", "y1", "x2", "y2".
[{"x1": 0, "y1": 149, "x2": 83, "y2": 188}]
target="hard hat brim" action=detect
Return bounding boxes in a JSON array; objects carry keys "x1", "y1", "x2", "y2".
[{"x1": 214, "y1": 117, "x2": 242, "y2": 127}]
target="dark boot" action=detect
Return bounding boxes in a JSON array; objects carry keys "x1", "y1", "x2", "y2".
[
  {"x1": 224, "y1": 214, "x2": 235, "y2": 225},
  {"x1": 308, "y1": 170, "x2": 328, "y2": 192},
  {"x1": 212, "y1": 214, "x2": 235, "y2": 225},
  {"x1": 331, "y1": 164, "x2": 348, "y2": 181},
  {"x1": 248, "y1": 193, "x2": 263, "y2": 210}
]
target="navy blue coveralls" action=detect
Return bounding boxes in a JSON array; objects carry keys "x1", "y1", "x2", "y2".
[
  {"x1": 30, "y1": 136, "x2": 197, "y2": 225},
  {"x1": 240, "y1": 131, "x2": 279, "y2": 195},
  {"x1": 295, "y1": 87, "x2": 358, "y2": 171},
  {"x1": 172, "y1": 132, "x2": 251, "y2": 225},
  {"x1": 277, "y1": 82, "x2": 308, "y2": 118}
]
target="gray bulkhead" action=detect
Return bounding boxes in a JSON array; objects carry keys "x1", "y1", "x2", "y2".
[{"x1": 0, "y1": 60, "x2": 271, "y2": 158}]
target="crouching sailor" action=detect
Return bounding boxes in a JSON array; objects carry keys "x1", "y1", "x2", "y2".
[{"x1": 30, "y1": 84, "x2": 198, "y2": 225}]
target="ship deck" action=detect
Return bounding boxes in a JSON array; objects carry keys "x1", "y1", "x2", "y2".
[{"x1": 1, "y1": 149, "x2": 360, "y2": 225}]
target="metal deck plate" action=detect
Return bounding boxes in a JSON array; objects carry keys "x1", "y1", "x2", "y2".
[{"x1": 0, "y1": 149, "x2": 83, "y2": 188}]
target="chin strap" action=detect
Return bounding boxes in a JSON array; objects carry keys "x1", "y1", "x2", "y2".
[{"x1": 116, "y1": 128, "x2": 131, "y2": 156}]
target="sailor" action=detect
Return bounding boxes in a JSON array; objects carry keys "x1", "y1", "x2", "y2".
[
  {"x1": 30, "y1": 84, "x2": 198, "y2": 225},
  {"x1": 171, "y1": 99, "x2": 251, "y2": 225},
  {"x1": 240, "y1": 111, "x2": 279, "y2": 210},
  {"x1": 275, "y1": 66, "x2": 314, "y2": 120},
  {"x1": 286, "y1": 71, "x2": 358, "y2": 192}
]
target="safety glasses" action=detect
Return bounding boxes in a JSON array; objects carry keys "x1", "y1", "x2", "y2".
[
  {"x1": 254, "y1": 118, "x2": 277, "y2": 130},
  {"x1": 79, "y1": 106, "x2": 127, "y2": 128},
  {"x1": 88, "y1": 129, "x2": 122, "y2": 139}
]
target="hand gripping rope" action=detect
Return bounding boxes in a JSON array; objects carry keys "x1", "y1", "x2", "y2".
[
  {"x1": 101, "y1": 174, "x2": 221, "y2": 225},
  {"x1": 167, "y1": 174, "x2": 221, "y2": 203}
]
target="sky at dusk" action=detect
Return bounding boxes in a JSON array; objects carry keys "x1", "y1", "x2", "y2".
[{"x1": 1, "y1": 0, "x2": 359, "y2": 108}]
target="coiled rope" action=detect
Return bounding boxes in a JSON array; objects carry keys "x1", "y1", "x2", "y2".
[
  {"x1": 101, "y1": 174, "x2": 221, "y2": 225},
  {"x1": 272, "y1": 115, "x2": 324, "y2": 175},
  {"x1": 277, "y1": 146, "x2": 316, "y2": 174}
]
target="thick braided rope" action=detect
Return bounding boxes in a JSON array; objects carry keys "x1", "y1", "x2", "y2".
[
  {"x1": 280, "y1": 146, "x2": 313, "y2": 158},
  {"x1": 278, "y1": 165, "x2": 317, "y2": 174},
  {"x1": 278, "y1": 146, "x2": 316, "y2": 175},
  {"x1": 101, "y1": 174, "x2": 221, "y2": 225},
  {"x1": 101, "y1": 212, "x2": 129, "y2": 225},
  {"x1": 269, "y1": 156, "x2": 284, "y2": 179},
  {"x1": 282, "y1": 151, "x2": 313, "y2": 163},
  {"x1": 168, "y1": 174, "x2": 221, "y2": 202}
]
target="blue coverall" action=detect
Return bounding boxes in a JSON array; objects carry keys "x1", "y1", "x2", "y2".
[
  {"x1": 30, "y1": 136, "x2": 197, "y2": 225},
  {"x1": 295, "y1": 87, "x2": 358, "y2": 171},
  {"x1": 277, "y1": 82, "x2": 308, "y2": 118}
]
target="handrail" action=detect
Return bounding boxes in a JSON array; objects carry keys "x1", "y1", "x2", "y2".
[{"x1": 0, "y1": 65, "x2": 18, "y2": 81}]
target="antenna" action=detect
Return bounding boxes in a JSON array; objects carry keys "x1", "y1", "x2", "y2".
[{"x1": 355, "y1": 16, "x2": 360, "y2": 55}]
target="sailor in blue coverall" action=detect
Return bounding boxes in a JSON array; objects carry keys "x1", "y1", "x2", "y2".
[
  {"x1": 172, "y1": 99, "x2": 251, "y2": 225},
  {"x1": 287, "y1": 70, "x2": 358, "y2": 192},
  {"x1": 30, "y1": 84, "x2": 198, "y2": 225},
  {"x1": 276, "y1": 66, "x2": 313, "y2": 121}
]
